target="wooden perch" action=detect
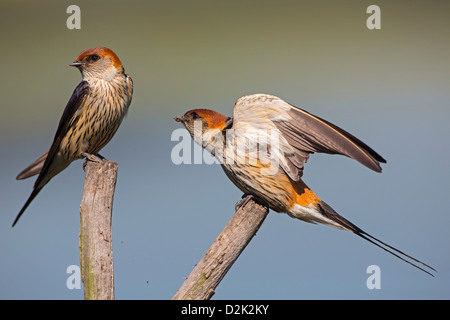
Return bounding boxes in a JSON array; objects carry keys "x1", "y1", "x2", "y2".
[
  {"x1": 172, "y1": 197, "x2": 269, "y2": 300},
  {"x1": 79, "y1": 160, "x2": 118, "y2": 300}
]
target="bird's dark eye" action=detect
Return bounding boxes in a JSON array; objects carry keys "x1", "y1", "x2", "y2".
[
  {"x1": 89, "y1": 54, "x2": 100, "y2": 62},
  {"x1": 191, "y1": 112, "x2": 199, "y2": 120}
]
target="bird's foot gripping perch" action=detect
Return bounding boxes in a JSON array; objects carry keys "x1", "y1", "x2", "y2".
[
  {"x1": 235, "y1": 194, "x2": 269, "y2": 213},
  {"x1": 235, "y1": 194, "x2": 254, "y2": 211},
  {"x1": 81, "y1": 153, "x2": 107, "y2": 172}
]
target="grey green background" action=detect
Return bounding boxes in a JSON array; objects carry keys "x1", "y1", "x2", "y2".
[{"x1": 0, "y1": 1, "x2": 448, "y2": 299}]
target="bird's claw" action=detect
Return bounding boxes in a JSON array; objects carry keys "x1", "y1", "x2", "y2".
[
  {"x1": 235, "y1": 194, "x2": 254, "y2": 211},
  {"x1": 81, "y1": 153, "x2": 107, "y2": 172}
]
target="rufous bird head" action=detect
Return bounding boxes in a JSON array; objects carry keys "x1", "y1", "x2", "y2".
[
  {"x1": 70, "y1": 47, "x2": 124, "y2": 81},
  {"x1": 175, "y1": 109, "x2": 232, "y2": 148}
]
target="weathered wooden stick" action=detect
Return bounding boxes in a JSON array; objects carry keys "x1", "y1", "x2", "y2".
[
  {"x1": 79, "y1": 160, "x2": 118, "y2": 300},
  {"x1": 172, "y1": 198, "x2": 269, "y2": 300}
]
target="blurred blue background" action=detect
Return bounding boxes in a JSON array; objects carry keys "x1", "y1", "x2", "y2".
[{"x1": 0, "y1": 1, "x2": 448, "y2": 299}]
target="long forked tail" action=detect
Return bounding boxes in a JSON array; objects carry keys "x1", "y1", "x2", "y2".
[
  {"x1": 16, "y1": 149, "x2": 49, "y2": 180},
  {"x1": 317, "y1": 201, "x2": 436, "y2": 277}
]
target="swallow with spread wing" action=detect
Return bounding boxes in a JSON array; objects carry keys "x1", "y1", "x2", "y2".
[{"x1": 175, "y1": 93, "x2": 436, "y2": 276}]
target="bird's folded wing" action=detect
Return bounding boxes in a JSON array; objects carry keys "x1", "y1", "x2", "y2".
[{"x1": 33, "y1": 81, "x2": 90, "y2": 189}]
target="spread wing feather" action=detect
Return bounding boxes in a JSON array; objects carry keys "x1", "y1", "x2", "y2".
[{"x1": 232, "y1": 94, "x2": 386, "y2": 181}]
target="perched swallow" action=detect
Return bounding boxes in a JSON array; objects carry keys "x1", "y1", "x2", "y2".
[
  {"x1": 14, "y1": 47, "x2": 133, "y2": 226},
  {"x1": 175, "y1": 93, "x2": 436, "y2": 276}
]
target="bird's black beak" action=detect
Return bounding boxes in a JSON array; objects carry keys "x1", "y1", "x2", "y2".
[
  {"x1": 174, "y1": 115, "x2": 185, "y2": 123},
  {"x1": 69, "y1": 61, "x2": 84, "y2": 67}
]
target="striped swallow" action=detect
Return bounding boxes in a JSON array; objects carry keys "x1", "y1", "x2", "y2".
[
  {"x1": 14, "y1": 47, "x2": 133, "y2": 226},
  {"x1": 175, "y1": 93, "x2": 436, "y2": 276}
]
